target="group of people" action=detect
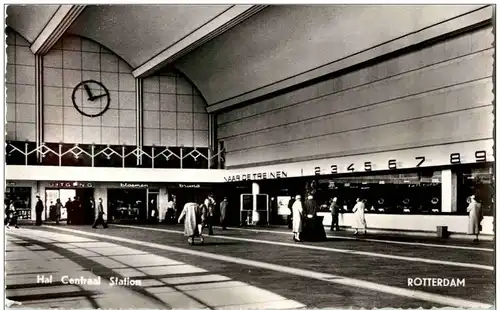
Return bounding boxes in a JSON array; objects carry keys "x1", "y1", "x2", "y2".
[
  {"x1": 178, "y1": 196, "x2": 229, "y2": 245},
  {"x1": 290, "y1": 195, "x2": 326, "y2": 242},
  {"x1": 150, "y1": 198, "x2": 178, "y2": 224},
  {"x1": 306, "y1": 194, "x2": 485, "y2": 242}
]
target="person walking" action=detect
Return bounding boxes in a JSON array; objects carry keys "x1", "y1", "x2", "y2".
[
  {"x1": 178, "y1": 202, "x2": 202, "y2": 245},
  {"x1": 35, "y1": 195, "x2": 44, "y2": 226},
  {"x1": 92, "y1": 198, "x2": 108, "y2": 229},
  {"x1": 54, "y1": 199, "x2": 63, "y2": 225},
  {"x1": 467, "y1": 195, "x2": 482, "y2": 242},
  {"x1": 330, "y1": 197, "x2": 340, "y2": 231},
  {"x1": 292, "y1": 195, "x2": 303, "y2": 242},
  {"x1": 220, "y1": 197, "x2": 228, "y2": 230},
  {"x1": 6, "y1": 200, "x2": 19, "y2": 229},
  {"x1": 352, "y1": 198, "x2": 367, "y2": 235}
]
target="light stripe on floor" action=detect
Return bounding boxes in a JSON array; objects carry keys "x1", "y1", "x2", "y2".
[
  {"x1": 113, "y1": 224, "x2": 493, "y2": 271},
  {"x1": 221, "y1": 226, "x2": 494, "y2": 252},
  {"x1": 7, "y1": 229, "x2": 305, "y2": 310},
  {"x1": 45, "y1": 226, "x2": 492, "y2": 308}
]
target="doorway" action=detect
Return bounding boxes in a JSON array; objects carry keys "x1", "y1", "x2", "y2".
[{"x1": 44, "y1": 188, "x2": 95, "y2": 224}]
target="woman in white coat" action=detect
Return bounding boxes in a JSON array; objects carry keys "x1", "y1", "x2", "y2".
[
  {"x1": 352, "y1": 198, "x2": 367, "y2": 235},
  {"x1": 467, "y1": 195, "x2": 482, "y2": 242},
  {"x1": 292, "y1": 195, "x2": 303, "y2": 242}
]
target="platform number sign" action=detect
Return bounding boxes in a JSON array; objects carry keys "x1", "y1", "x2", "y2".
[{"x1": 313, "y1": 150, "x2": 489, "y2": 175}]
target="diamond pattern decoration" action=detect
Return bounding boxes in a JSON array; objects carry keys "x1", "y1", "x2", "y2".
[{"x1": 5, "y1": 141, "x2": 225, "y2": 169}]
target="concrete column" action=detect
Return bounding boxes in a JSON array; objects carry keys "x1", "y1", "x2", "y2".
[
  {"x1": 136, "y1": 78, "x2": 144, "y2": 165},
  {"x1": 252, "y1": 182, "x2": 260, "y2": 223},
  {"x1": 159, "y1": 187, "x2": 169, "y2": 210},
  {"x1": 35, "y1": 55, "x2": 44, "y2": 162},
  {"x1": 441, "y1": 169, "x2": 457, "y2": 212}
]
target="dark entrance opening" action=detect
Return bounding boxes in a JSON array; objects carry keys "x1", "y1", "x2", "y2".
[{"x1": 108, "y1": 189, "x2": 147, "y2": 223}]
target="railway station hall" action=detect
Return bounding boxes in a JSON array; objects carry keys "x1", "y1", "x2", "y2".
[{"x1": 3, "y1": 4, "x2": 495, "y2": 310}]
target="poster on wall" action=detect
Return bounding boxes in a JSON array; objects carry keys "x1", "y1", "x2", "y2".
[{"x1": 277, "y1": 196, "x2": 291, "y2": 215}]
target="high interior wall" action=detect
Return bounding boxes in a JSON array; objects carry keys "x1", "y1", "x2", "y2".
[
  {"x1": 142, "y1": 73, "x2": 208, "y2": 147},
  {"x1": 217, "y1": 26, "x2": 494, "y2": 168},
  {"x1": 42, "y1": 35, "x2": 136, "y2": 145},
  {"x1": 5, "y1": 30, "x2": 209, "y2": 148},
  {"x1": 6, "y1": 31, "x2": 36, "y2": 141}
]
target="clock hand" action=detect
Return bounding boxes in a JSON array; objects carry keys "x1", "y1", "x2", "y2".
[
  {"x1": 83, "y1": 84, "x2": 94, "y2": 99},
  {"x1": 89, "y1": 93, "x2": 108, "y2": 101}
]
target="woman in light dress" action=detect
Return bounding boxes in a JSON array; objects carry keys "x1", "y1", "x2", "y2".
[
  {"x1": 352, "y1": 198, "x2": 367, "y2": 235},
  {"x1": 292, "y1": 195, "x2": 303, "y2": 242},
  {"x1": 178, "y1": 202, "x2": 203, "y2": 245},
  {"x1": 467, "y1": 195, "x2": 482, "y2": 243}
]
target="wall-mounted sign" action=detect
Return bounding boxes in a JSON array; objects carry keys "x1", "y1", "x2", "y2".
[
  {"x1": 224, "y1": 140, "x2": 493, "y2": 182},
  {"x1": 178, "y1": 184, "x2": 201, "y2": 189},
  {"x1": 120, "y1": 183, "x2": 149, "y2": 189},
  {"x1": 224, "y1": 171, "x2": 288, "y2": 182},
  {"x1": 48, "y1": 182, "x2": 93, "y2": 188}
]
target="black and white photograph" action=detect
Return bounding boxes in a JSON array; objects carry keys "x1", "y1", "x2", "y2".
[{"x1": 2, "y1": 3, "x2": 496, "y2": 309}]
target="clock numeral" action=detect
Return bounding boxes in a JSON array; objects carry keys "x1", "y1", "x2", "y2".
[
  {"x1": 330, "y1": 165, "x2": 338, "y2": 174},
  {"x1": 364, "y1": 162, "x2": 372, "y2": 171},
  {"x1": 314, "y1": 167, "x2": 321, "y2": 175},
  {"x1": 475, "y1": 151, "x2": 487, "y2": 162},
  {"x1": 347, "y1": 164, "x2": 355, "y2": 172},
  {"x1": 415, "y1": 156, "x2": 425, "y2": 167}
]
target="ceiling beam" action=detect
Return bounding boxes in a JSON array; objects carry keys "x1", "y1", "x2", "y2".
[
  {"x1": 30, "y1": 4, "x2": 86, "y2": 55},
  {"x1": 132, "y1": 4, "x2": 267, "y2": 78}
]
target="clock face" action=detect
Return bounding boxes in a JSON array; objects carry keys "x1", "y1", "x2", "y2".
[{"x1": 71, "y1": 80, "x2": 111, "y2": 118}]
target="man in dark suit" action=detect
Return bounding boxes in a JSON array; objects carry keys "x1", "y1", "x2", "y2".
[
  {"x1": 35, "y1": 195, "x2": 44, "y2": 226},
  {"x1": 219, "y1": 197, "x2": 228, "y2": 230},
  {"x1": 330, "y1": 197, "x2": 341, "y2": 231},
  {"x1": 92, "y1": 198, "x2": 108, "y2": 229}
]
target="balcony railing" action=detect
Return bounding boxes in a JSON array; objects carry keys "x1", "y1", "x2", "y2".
[{"x1": 6, "y1": 141, "x2": 225, "y2": 169}]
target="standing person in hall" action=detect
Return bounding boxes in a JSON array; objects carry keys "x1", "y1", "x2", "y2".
[
  {"x1": 73, "y1": 197, "x2": 82, "y2": 225},
  {"x1": 302, "y1": 195, "x2": 320, "y2": 240},
  {"x1": 467, "y1": 195, "x2": 483, "y2": 242},
  {"x1": 178, "y1": 202, "x2": 203, "y2": 245},
  {"x1": 54, "y1": 199, "x2": 63, "y2": 225},
  {"x1": 166, "y1": 199, "x2": 176, "y2": 224},
  {"x1": 330, "y1": 197, "x2": 340, "y2": 231},
  {"x1": 287, "y1": 196, "x2": 295, "y2": 229},
  {"x1": 204, "y1": 196, "x2": 215, "y2": 235},
  {"x1": 352, "y1": 198, "x2": 367, "y2": 235},
  {"x1": 292, "y1": 195, "x2": 303, "y2": 242},
  {"x1": 65, "y1": 198, "x2": 73, "y2": 224},
  {"x1": 92, "y1": 198, "x2": 108, "y2": 229},
  {"x1": 35, "y1": 195, "x2": 44, "y2": 226},
  {"x1": 220, "y1": 197, "x2": 228, "y2": 230}
]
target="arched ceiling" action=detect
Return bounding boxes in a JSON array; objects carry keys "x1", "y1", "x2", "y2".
[
  {"x1": 6, "y1": 5, "x2": 59, "y2": 42},
  {"x1": 7, "y1": 4, "x2": 490, "y2": 112},
  {"x1": 67, "y1": 5, "x2": 232, "y2": 68},
  {"x1": 174, "y1": 4, "x2": 488, "y2": 110}
]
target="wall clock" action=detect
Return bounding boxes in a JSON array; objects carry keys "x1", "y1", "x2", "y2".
[{"x1": 71, "y1": 80, "x2": 111, "y2": 118}]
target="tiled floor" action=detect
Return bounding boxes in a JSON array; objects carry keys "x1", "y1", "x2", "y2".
[
  {"x1": 5, "y1": 224, "x2": 494, "y2": 309},
  {"x1": 5, "y1": 228, "x2": 306, "y2": 310}
]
